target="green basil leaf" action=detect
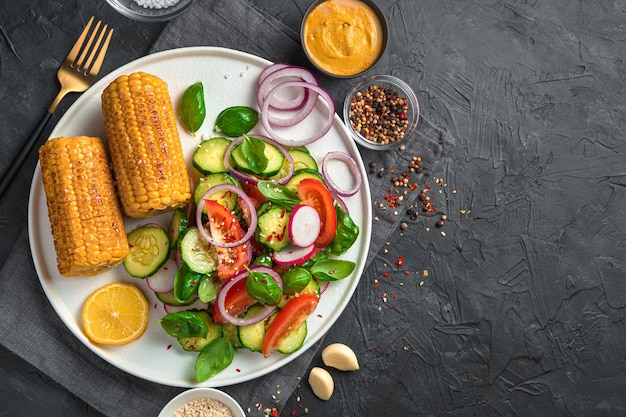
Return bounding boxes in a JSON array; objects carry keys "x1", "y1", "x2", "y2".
[
  {"x1": 174, "y1": 264, "x2": 203, "y2": 303},
  {"x1": 301, "y1": 251, "x2": 328, "y2": 268},
  {"x1": 327, "y1": 205, "x2": 360, "y2": 255},
  {"x1": 159, "y1": 310, "x2": 209, "y2": 338},
  {"x1": 251, "y1": 253, "x2": 274, "y2": 268},
  {"x1": 197, "y1": 275, "x2": 221, "y2": 303},
  {"x1": 310, "y1": 259, "x2": 356, "y2": 281},
  {"x1": 281, "y1": 266, "x2": 312, "y2": 295},
  {"x1": 241, "y1": 135, "x2": 269, "y2": 174},
  {"x1": 257, "y1": 181, "x2": 302, "y2": 206},
  {"x1": 195, "y1": 337, "x2": 235, "y2": 382},
  {"x1": 179, "y1": 82, "x2": 206, "y2": 135},
  {"x1": 214, "y1": 106, "x2": 259, "y2": 137},
  {"x1": 246, "y1": 270, "x2": 282, "y2": 306}
]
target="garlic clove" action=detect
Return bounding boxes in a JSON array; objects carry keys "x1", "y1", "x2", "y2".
[
  {"x1": 321, "y1": 343, "x2": 360, "y2": 371},
  {"x1": 308, "y1": 367, "x2": 334, "y2": 400}
]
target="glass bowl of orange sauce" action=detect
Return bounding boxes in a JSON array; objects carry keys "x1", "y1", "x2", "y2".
[{"x1": 301, "y1": 0, "x2": 388, "y2": 78}]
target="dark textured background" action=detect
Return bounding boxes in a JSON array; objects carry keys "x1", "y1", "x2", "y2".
[{"x1": 1, "y1": 0, "x2": 626, "y2": 416}]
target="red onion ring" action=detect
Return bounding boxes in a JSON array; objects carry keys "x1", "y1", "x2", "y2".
[
  {"x1": 261, "y1": 81, "x2": 335, "y2": 147},
  {"x1": 258, "y1": 63, "x2": 289, "y2": 85},
  {"x1": 321, "y1": 151, "x2": 362, "y2": 197},
  {"x1": 223, "y1": 135, "x2": 295, "y2": 186},
  {"x1": 195, "y1": 183, "x2": 258, "y2": 248},
  {"x1": 258, "y1": 65, "x2": 318, "y2": 113},
  {"x1": 215, "y1": 265, "x2": 283, "y2": 326},
  {"x1": 332, "y1": 192, "x2": 349, "y2": 215}
]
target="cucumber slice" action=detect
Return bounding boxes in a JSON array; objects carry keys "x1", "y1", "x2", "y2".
[
  {"x1": 156, "y1": 289, "x2": 197, "y2": 307},
  {"x1": 194, "y1": 172, "x2": 241, "y2": 214},
  {"x1": 231, "y1": 139, "x2": 285, "y2": 177},
  {"x1": 289, "y1": 148, "x2": 318, "y2": 171},
  {"x1": 179, "y1": 226, "x2": 218, "y2": 274},
  {"x1": 284, "y1": 168, "x2": 324, "y2": 193},
  {"x1": 124, "y1": 226, "x2": 171, "y2": 278},
  {"x1": 192, "y1": 137, "x2": 231, "y2": 174},
  {"x1": 277, "y1": 320, "x2": 307, "y2": 354},
  {"x1": 237, "y1": 305, "x2": 270, "y2": 352},
  {"x1": 168, "y1": 209, "x2": 188, "y2": 250},
  {"x1": 222, "y1": 323, "x2": 243, "y2": 349},
  {"x1": 177, "y1": 309, "x2": 223, "y2": 352},
  {"x1": 256, "y1": 204, "x2": 292, "y2": 252}
]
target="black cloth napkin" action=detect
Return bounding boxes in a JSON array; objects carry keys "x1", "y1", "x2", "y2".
[{"x1": 0, "y1": 1, "x2": 452, "y2": 416}]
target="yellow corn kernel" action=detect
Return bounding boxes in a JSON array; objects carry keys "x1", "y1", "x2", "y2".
[
  {"x1": 39, "y1": 136, "x2": 129, "y2": 277},
  {"x1": 101, "y1": 71, "x2": 191, "y2": 218}
]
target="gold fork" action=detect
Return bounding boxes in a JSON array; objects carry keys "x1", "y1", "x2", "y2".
[{"x1": 0, "y1": 16, "x2": 114, "y2": 199}]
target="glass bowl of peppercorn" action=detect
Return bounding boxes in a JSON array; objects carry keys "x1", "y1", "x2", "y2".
[{"x1": 343, "y1": 74, "x2": 419, "y2": 150}]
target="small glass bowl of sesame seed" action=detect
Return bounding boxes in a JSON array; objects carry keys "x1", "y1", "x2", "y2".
[
  {"x1": 343, "y1": 74, "x2": 419, "y2": 150},
  {"x1": 158, "y1": 388, "x2": 245, "y2": 417},
  {"x1": 105, "y1": 0, "x2": 194, "y2": 22}
]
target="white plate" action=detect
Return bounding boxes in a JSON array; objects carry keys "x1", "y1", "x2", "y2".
[{"x1": 28, "y1": 47, "x2": 372, "y2": 388}]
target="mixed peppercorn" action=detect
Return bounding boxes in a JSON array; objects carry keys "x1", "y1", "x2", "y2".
[{"x1": 348, "y1": 84, "x2": 409, "y2": 145}]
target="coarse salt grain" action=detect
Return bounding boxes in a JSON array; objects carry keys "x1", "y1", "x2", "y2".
[
  {"x1": 173, "y1": 398, "x2": 235, "y2": 417},
  {"x1": 134, "y1": 0, "x2": 180, "y2": 9}
]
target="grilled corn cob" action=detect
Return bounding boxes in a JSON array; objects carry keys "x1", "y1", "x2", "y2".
[
  {"x1": 101, "y1": 71, "x2": 192, "y2": 218},
  {"x1": 39, "y1": 136, "x2": 129, "y2": 277}
]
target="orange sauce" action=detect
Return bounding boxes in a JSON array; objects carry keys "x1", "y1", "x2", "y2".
[{"x1": 303, "y1": 0, "x2": 385, "y2": 77}]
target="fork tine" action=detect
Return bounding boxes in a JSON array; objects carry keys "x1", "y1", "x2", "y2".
[
  {"x1": 75, "y1": 20, "x2": 101, "y2": 70},
  {"x1": 81, "y1": 23, "x2": 107, "y2": 75},
  {"x1": 87, "y1": 27, "x2": 114, "y2": 77},
  {"x1": 65, "y1": 16, "x2": 94, "y2": 64}
]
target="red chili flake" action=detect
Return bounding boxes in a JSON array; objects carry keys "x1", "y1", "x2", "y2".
[
  {"x1": 425, "y1": 185, "x2": 431, "y2": 189},
  {"x1": 271, "y1": 408, "x2": 279, "y2": 417},
  {"x1": 317, "y1": 314, "x2": 323, "y2": 318},
  {"x1": 404, "y1": 270, "x2": 410, "y2": 275},
  {"x1": 395, "y1": 256, "x2": 405, "y2": 267},
  {"x1": 236, "y1": 368, "x2": 241, "y2": 373},
  {"x1": 383, "y1": 272, "x2": 390, "y2": 277},
  {"x1": 291, "y1": 410, "x2": 298, "y2": 416},
  {"x1": 390, "y1": 167, "x2": 396, "y2": 173},
  {"x1": 376, "y1": 348, "x2": 382, "y2": 353},
  {"x1": 167, "y1": 344, "x2": 172, "y2": 350},
  {"x1": 384, "y1": 194, "x2": 401, "y2": 208},
  {"x1": 374, "y1": 282, "x2": 380, "y2": 289}
]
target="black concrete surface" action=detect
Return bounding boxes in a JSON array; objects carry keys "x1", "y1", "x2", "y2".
[{"x1": 1, "y1": 0, "x2": 626, "y2": 416}]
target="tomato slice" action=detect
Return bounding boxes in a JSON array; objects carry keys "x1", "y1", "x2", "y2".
[
  {"x1": 297, "y1": 178, "x2": 337, "y2": 248},
  {"x1": 205, "y1": 199, "x2": 251, "y2": 280},
  {"x1": 262, "y1": 293, "x2": 319, "y2": 358},
  {"x1": 242, "y1": 182, "x2": 268, "y2": 205},
  {"x1": 212, "y1": 277, "x2": 257, "y2": 324}
]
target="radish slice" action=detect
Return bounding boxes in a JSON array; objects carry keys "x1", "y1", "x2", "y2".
[
  {"x1": 272, "y1": 243, "x2": 316, "y2": 266},
  {"x1": 164, "y1": 298, "x2": 209, "y2": 314},
  {"x1": 261, "y1": 81, "x2": 335, "y2": 147},
  {"x1": 321, "y1": 151, "x2": 363, "y2": 197},
  {"x1": 146, "y1": 258, "x2": 177, "y2": 293},
  {"x1": 289, "y1": 204, "x2": 321, "y2": 247}
]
